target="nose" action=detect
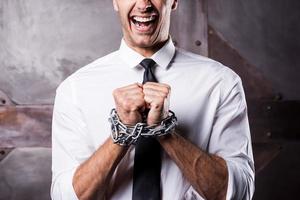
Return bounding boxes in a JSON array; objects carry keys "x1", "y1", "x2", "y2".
[{"x1": 136, "y1": 0, "x2": 153, "y2": 12}]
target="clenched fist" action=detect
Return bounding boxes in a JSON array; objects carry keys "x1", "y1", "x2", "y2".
[
  {"x1": 143, "y1": 82, "x2": 170, "y2": 125},
  {"x1": 113, "y1": 83, "x2": 145, "y2": 125},
  {"x1": 113, "y1": 82, "x2": 171, "y2": 126}
]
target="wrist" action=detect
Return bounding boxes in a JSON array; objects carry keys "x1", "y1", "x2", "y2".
[
  {"x1": 108, "y1": 109, "x2": 177, "y2": 146},
  {"x1": 157, "y1": 129, "x2": 175, "y2": 142},
  {"x1": 146, "y1": 110, "x2": 168, "y2": 126},
  {"x1": 118, "y1": 111, "x2": 142, "y2": 125}
]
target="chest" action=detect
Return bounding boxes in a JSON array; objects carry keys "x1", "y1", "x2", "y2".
[{"x1": 75, "y1": 67, "x2": 221, "y2": 149}]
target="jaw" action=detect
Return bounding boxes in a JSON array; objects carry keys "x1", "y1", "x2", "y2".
[{"x1": 121, "y1": 6, "x2": 171, "y2": 56}]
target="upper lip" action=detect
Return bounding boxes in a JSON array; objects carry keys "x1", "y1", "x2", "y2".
[{"x1": 132, "y1": 15, "x2": 157, "y2": 22}]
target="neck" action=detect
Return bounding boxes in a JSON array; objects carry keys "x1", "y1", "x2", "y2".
[{"x1": 125, "y1": 39, "x2": 169, "y2": 58}]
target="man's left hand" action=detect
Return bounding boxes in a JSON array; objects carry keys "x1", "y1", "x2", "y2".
[{"x1": 143, "y1": 82, "x2": 171, "y2": 125}]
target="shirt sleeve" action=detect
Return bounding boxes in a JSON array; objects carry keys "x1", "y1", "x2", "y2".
[
  {"x1": 208, "y1": 68, "x2": 255, "y2": 200},
  {"x1": 51, "y1": 79, "x2": 93, "y2": 200}
]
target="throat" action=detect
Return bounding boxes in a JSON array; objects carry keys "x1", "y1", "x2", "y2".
[{"x1": 127, "y1": 40, "x2": 169, "y2": 58}]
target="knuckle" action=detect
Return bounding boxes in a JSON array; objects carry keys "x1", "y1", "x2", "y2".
[
  {"x1": 121, "y1": 100, "x2": 131, "y2": 109},
  {"x1": 153, "y1": 102, "x2": 162, "y2": 110},
  {"x1": 121, "y1": 98, "x2": 143, "y2": 111},
  {"x1": 164, "y1": 85, "x2": 171, "y2": 93},
  {"x1": 133, "y1": 83, "x2": 141, "y2": 89},
  {"x1": 137, "y1": 88, "x2": 144, "y2": 94},
  {"x1": 152, "y1": 99, "x2": 164, "y2": 109},
  {"x1": 159, "y1": 97, "x2": 165, "y2": 103},
  {"x1": 133, "y1": 103, "x2": 143, "y2": 110},
  {"x1": 144, "y1": 95, "x2": 150, "y2": 102},
  {"x1": 112, "y1": 88, "x2": 120, "y2": 97},
  {"x1": 134, "y1": 83, "x2": 140, "y2": 87},
  {"x1": 157, "y1": 91, "x2": 167, "y2": 99},
  {"x1": 161, "y1": 93, "x2": 168, "y2": 99}
]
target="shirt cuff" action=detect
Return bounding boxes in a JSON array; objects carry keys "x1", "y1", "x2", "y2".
[
  {"x1": 184, "y1": 186, "x2": 204, "y2": 200},
  {"x1": 225, "y1": 160, "x2": 235, "y2": 200},
  {"x1": 51, "y1": 168, "x2": 79, "y2": 200}
]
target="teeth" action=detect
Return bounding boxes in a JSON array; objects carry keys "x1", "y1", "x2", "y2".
[{"x1": 133, "y1": 16, "x2": 155, "y2": 23}]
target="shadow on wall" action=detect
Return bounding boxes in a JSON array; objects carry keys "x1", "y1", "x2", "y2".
[{"x1": 208, "y1": 0, "x2": 300, "y2": 100}]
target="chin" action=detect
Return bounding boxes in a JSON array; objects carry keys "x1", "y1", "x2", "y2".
[{"x1": 132, "y1": 37, "x2": 156, "y2": 48}]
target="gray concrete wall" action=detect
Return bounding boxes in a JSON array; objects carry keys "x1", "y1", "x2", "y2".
[
  {"x1": 0, "y1": 148, "x2": 51, "y2": 200},
  {"x1": 0, "y1": 0, "x2": 122, "y2": 105},
  {"x1": 208, "y1": 0, "x2": 300, "y2": 100}
]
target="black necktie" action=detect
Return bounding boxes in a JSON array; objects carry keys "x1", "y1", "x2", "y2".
[{"x1": 132, "y1": 59, "x2": 161, "y2": 200}]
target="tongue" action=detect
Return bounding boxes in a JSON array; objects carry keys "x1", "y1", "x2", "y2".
[{"x1": 137, "y1": 21, "x2": 150, "y2": 27}]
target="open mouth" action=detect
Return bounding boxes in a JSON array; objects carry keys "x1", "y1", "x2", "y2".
[{"x1": 130, "y1": 15, "x2": 158, "y2": 32}]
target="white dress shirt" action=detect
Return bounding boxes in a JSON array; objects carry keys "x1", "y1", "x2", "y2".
[{"x1": 51, "y1": 39, "x2": 254, "y2": 200}]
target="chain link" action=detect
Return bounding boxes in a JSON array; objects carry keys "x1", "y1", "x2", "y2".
[{"x1": 108, "y1": 109, "x2": 177, "y2": 146}]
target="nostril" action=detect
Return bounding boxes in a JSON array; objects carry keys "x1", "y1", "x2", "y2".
[
  {"x1": 145, "y1": 4, "x2": 153, "y2": 12},
  {"x1": 137, "y1": 3, "x2": 154, "y2": 12}
]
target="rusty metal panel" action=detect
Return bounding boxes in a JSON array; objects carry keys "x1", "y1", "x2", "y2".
[
  {"x1": 0, "y1": 148, "x2": 14, "y2": 162},
  {"x1": 253, "y1": 142, "x2": 281, "y2": 174},
  {"x1": 253, "y1": 142, "x2": 300, "y2": 200},
  {"x1": 208, "y1": 26, "x2": 275, "y2": 100},
  {"x1": 0, "y1": 105, "x2": 52, "y2": 148},
  {"x1": 208, "y1": 0, "x2": 300, "y2": 100},
  {"x1": 248, "y1": 100, "x2": 300, "y2": 142},
  {"x1": 170, "y1": 0, "x2": 208, "y2": 56},
  {"x1": 0, "y1": 90, "x2": 15, "y2": 106},
  {"x1": 0, "y1": 0, "x2": 122, "y2": 105},
  {"x1": 0, "y1": 148, "x2": 51, "y2": 200}
]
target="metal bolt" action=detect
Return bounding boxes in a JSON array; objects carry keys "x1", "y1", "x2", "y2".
[
  {"x1": 209, "y1": 30, "x2": 214, "y2": 35},
  {"x1": 273, "y1": 93, "x2": 283, "y2": 101},
  {"x1": 195, "y1": 40, "x2": 202, "y2": 46},
  {"x1": 266, "y1": 105, "x2": 272, "y2": 110},
  {"x1": 266, "y1": 132, "x2": 272, "y2": 137}
]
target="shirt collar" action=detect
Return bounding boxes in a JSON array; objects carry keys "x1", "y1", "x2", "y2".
[{"x1": 119, "y1": 37, "x2": 175, "y2": 70}]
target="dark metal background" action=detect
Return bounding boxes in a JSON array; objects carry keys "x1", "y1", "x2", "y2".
[
  {"x1": 208, "y1": 1, "x2": 300, "y2": 197},
  {"x1": 208, "y1": 0, "x2": 300, "y2": 100}
]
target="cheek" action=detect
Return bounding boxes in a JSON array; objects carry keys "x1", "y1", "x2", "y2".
[
  {"x1": 160, "y1": 9, "x2": 171, "y2": 29},
  {"x1": 118, "y1": 5, "x2": 134, "y2": 27},
  {"x1": 118, "y1": 12, "x2": 130, "y2": 29}
]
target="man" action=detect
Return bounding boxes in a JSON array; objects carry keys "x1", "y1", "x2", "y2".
[{"x1": 51, "y1": 0, "x2": 254, "y2": 199}]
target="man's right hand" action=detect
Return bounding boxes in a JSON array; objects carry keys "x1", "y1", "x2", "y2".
[{"x1": 113, "y1": 83, "x2": 146, "y2": 125}]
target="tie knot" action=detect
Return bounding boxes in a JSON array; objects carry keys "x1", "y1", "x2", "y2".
[
  {"x1": 140, "y1": 58, "x2": 157, "y2": 83},
  {"x1": 140, "y1": 58, "x2": 156, "y2": 70}
]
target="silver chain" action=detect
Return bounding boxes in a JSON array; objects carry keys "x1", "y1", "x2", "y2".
[{"x1": 108, "y1": 108, "x2": 177, "y2": 146}]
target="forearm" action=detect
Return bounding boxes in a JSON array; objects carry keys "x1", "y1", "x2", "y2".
[
  {"x1": 73, "y1": 137, "x2": 128, "y2": 200},
  {"x1": 158, "y1": 132, "x2": 228, "y2": 200}
]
